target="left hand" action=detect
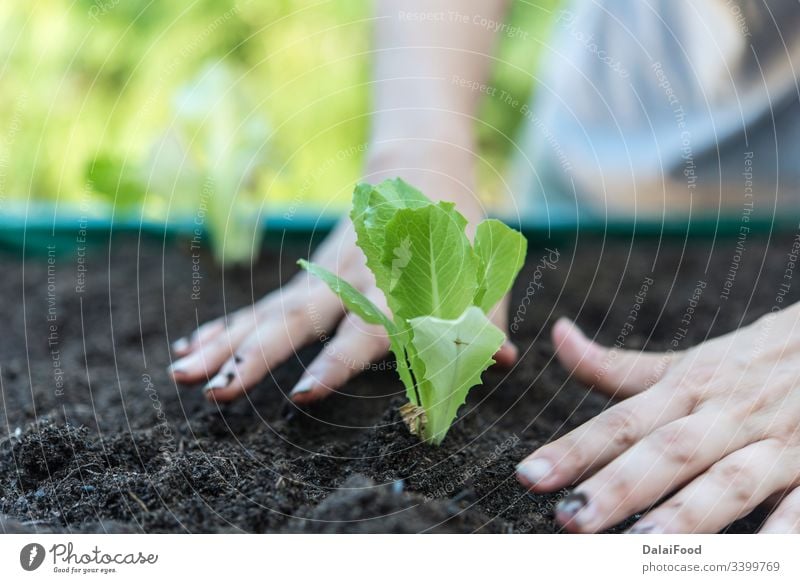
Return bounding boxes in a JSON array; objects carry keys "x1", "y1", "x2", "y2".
[{"x1": 516, "y1": 303, "x2": 800, "y2": 533}]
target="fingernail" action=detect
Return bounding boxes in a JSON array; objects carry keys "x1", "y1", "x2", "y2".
[
  {"x1": 167, "y1": 364, "x2": 187, "y2": 377},
  {"x1": 290, "y1": 377, "x2": 315, "y2": 398},
  {"x1": 628, "y1": 522, "x2": 660, "y2": 534},
  {"x1": 516, "y1": 458, "x2": 553, "y2": 485},
  {"x1": 203, "y1": 373, "x2": 227, "y2": 393},
  {"x1": 168, "y1": 356, "x2": 192, "y2": 374},
  {"x1": 556, "y1": 317, "x2": 580, "y2": 336},
  {"x1": 569, "y1": 320, "x2": 587, "y2": 339},
  {"x1": 172, "y1": 338, "x2": 190, "y2": 353},
  {"x1": 555, "y1": 491, "x2": 594, "y2": 527}
]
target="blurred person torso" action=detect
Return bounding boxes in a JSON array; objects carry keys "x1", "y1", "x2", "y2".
[{"x1": 511, "y1": 0, "x2": 800, "y2": 220}]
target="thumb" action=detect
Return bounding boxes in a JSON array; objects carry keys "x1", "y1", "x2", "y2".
[{"x1": 551, "y1": 317, "x2": 674, "y2": 398}]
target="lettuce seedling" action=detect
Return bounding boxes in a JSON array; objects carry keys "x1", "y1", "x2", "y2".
[{"x1": 299, "y1": 179, "x2": 527, "y2": 444}]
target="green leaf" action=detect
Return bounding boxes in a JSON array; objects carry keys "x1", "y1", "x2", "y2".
[
  {"x1": 140, "y1": 130, "x2": 203, "y2": 213},
  {"x1": 350, "y1": 179, "x2": 429, "y2": 292},
  {"x1": 297, "y1": 259, "x2": 418, "y2": 402},
  {"x1": 410, "y1": 306, "x2": 504, "y2": 444},
  {"x1": 473, "y1": 219, "x2": 528, "y2": 312},
  {"x1": 85, "y1": 155, "x2": 146, "y2": 210},
  {"x1": 297, "y1": 260, "x2": 395, "y2": 332},
  {"x1": 298, "y1": 178, "x2": 528, "y2": 446},
  {"x1": 372, "y1": 177, "x2": 428, "y2": 206},
  {"x1": 173, "y1": 63, "x2": 271, "y2": 266},
  {"x1": 381, "y1": 202, "x2": 477, "y2": 320}
]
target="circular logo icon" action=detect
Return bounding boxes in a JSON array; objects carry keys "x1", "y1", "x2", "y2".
[{"x1": 20, "y1": 543, "x2": 46, "y2": 571}]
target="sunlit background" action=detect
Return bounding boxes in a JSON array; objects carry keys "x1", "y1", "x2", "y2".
[{"x1": 0, "y1": 0, "x2": 558, "y2": 255}]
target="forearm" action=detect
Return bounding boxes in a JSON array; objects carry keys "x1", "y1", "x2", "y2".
[{"x1": 366, "y1": 0, "x2": 510, "y2": 219}]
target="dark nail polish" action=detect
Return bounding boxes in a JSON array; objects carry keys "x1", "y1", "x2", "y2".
[
  {"x1": 555, "y1": 491, "x2": 588, "y2": 520},
  {"x1": 281, "y1": 402, "x2": 296, "y2": 422}
]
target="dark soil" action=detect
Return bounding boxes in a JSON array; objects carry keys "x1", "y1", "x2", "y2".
[{"x1": 1, "y1": 227, "x2": 797, "y2": 533}]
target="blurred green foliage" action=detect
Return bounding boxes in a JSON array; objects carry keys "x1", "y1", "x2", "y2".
[{"x1": 0, "y1": 0, "x2": 559, "y2": 227}]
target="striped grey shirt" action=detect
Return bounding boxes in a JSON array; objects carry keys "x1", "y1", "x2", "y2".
[{"x1": 511, "y1": 0, "x2": 800, "y2": 220}]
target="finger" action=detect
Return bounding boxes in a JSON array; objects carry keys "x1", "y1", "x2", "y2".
[
  {"x1": 761, "y1": 485, "x2": 800, "y2": 515},
  {"x1": 203, "y1": 320, "x2": 309, "y2": 403},
  {"x1": 517, "y1": 383, "x2": 692, "y2": 492},
  {"x1": 288, "y1": 312, "x2": 391, "y2": 406},
  {"x1": 553, "y1": 410, "x2": 749, "y2": 533},
  {"x1": 495, "y1": 341, "x2": 519, "y2": 369},
  {"x1": 552, "y1": 317, "x2": 674, "y2": 398},
  {"x1": 489, "y1": 295, "x2": 518, "y2": 368},
  {"x1": 760, "y1": 485, "x2": 800, "y2": 533},
  {"x1": 168, "y1": 306, "x2": 264, "y2": 383},
  {"x1": 290, "y1": 286, "x2": 391, "y2": 405},
  {"x1": 629, "y1": 439, "x2": 796, "y2": 533},
  {"x1": 171, "y1": 299, "x2": 274, "y2": 357},
  {"x1": 203, "y1": 290, "x2": 345, "y2": 402},
  {"x1": 171, "y1": 318, "x2": 226, "y2": 357}
]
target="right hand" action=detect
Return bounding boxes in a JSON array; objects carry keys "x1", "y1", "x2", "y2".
[
  {"x1": 168, "y1": 155, "x2": 519, "y2": 406},
  {"x1": 169, "y1": 221, "x2": 393, "y2": 405}
]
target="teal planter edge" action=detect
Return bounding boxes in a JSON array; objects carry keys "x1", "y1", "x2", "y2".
[{"x1": 1, "y1": 209, "x2": 798, "y2": 255}]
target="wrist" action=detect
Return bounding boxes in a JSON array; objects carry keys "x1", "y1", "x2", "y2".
[{"x1": 363, "y1": 140, "x2": 484, "y2": 226}]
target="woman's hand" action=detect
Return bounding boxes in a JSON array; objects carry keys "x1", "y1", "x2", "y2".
[
  {"x1": 168, "y1": 221, "x2": 390, "y2": 404},
  {"x1": 167, "y1": 147, "x2": 518, "y2": 405},
  {"x1": 517, "y1": 304, "x2": 800, "y2": 533}
]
